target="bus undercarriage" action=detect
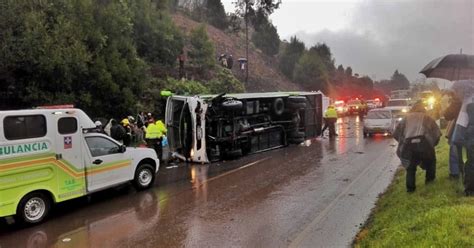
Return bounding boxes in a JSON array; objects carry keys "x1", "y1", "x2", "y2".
[{"x1": 165, "y1": 92, "x2": 323, "y2": 163}]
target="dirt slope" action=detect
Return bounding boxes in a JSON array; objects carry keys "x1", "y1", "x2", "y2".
[{"x1": 172, "y1": 14, "x2": 303, "y2": 92}]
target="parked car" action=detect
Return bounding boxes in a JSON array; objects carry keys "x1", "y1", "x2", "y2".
[
  {"x1": 334, "y1": 100, "x2": 347, "y2": 116},
  {"x1": 366, "y1": 100, "x2": 377, "y2": 109},
  {"x1": 385, "y1": 98, "x2": 411, "y2": 113},
  {"x1": 363, "y1": 109, "x2": 398, "y2": 137},
  {"x1": 346, "y1": 99, "x2": 367, "y2": 115}
]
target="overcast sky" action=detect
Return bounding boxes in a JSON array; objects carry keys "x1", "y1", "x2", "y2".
[{"x1": 222, "y1": 0, "x2": 474, "y2": 82}]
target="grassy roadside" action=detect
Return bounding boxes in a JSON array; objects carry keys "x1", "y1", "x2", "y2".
[{"x1": 354, "y1": 134, "x2": 474, "y2": 247}]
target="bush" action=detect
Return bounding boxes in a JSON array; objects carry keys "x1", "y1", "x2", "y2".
[{"x1": 206, "y1": 68, "x2": 245, "y2": 94}]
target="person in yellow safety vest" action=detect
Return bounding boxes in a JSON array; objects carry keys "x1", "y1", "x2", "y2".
[
  {"x1": 155, "y1": 120, "x2": 167, "y2": 137},
  {"x1": 321, "y1": 105, "x2": 338, "y2": 138},
  {"x1": 145, "y1": 119, "x2": 163, "y2": 160}
]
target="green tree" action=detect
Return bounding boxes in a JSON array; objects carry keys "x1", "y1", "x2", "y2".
[
  {"x1": 391, "y1": 69, "x2": 410, "y2": 89},
  {"x1": 293, "y1": 50, "x2": 329, "y2": 92},
  {"x1": 252, "y1": 21, "x2": 280, "y2": 56},
  {"x1": 188, "y1": 24, "x2": 215, "y2": 74},
  {"x1": 205, "y1": 0, "x2": 228, "y2": 30},
  {"x1": 279, "y1": 36, "x2": 305, "y2": 79},
  {"x1": 309, "y1": 43, "x2": 335, "y2": 73},
  {"x1": 131, "y1": 0, "x2": 184, "y2": 66},
  {"x1": 345, "y1": 66, "x2": 353, "y2": 77},
  {"x1": 0, "y1": 0, "x2": 149, "y2": 118}
]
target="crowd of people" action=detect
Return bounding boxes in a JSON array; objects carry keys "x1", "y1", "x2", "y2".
[
  {"x1": 93, "y1": 112, "x2": 168, "y2": 160},
  {"x1": 393, "y1": 86, "x2": 474, "y2": 195}
]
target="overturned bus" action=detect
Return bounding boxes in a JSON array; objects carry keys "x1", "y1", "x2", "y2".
[{"x1": 165, "y1": 92, "x2": 323, "y2": 163}]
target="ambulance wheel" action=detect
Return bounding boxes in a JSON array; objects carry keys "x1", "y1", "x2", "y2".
[
  {"x1": 134, "y1": 164, "x2": 155, "y2": 190},
  {"x1": 17, "y1": 192, "x2": 51, "y2": 225}
]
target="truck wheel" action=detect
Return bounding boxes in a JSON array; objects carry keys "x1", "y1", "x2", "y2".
[
  {"x1": 273, "y1": 98, "x2": 285, "y2": 115},
  {"x1": 288, "y1": 96, "x2": 307, "y2": 103},
  {"x1": 134, "y1": 164, "x2": 156, "y2": 190},
  {"x1": 222, "y1": 100, "x2": 243, "y2": 111},
  {"x1": 17, "y1": 192, "x2": 51, "y2": 225}
]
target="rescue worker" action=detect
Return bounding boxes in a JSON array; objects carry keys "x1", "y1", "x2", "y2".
[
  {"x1": 321, "y1": 105, "x2": 338, "y2": 138},
  {"x1": 121, "y1": 118, "x2": 132, "y2": 146},
  {"x1": 93, "y1": 121, "x2": 106, "y2": 134},
  {"x1": 393, "y1": 101, "x2": 441, "y2": 193},
  {"x1": 145, "y1": 117, "x2": 163, "y2": 160}
]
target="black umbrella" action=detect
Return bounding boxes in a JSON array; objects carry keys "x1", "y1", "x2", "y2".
[{"x1": 420, "y1": 54, "x2": 474, "y2": 81}]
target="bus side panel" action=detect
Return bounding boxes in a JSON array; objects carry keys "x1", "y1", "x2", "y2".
[{"x1": 0, "y1": 154, "x2": 86, "y2": 217}]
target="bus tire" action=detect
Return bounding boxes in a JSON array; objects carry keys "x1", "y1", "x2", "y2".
[
  {"x1": 273, "y1": 98, "x2": 285, "y2": 115},
  {"x1": 133, "y1": 164, "x2": 155, "y2": 190},
  {"x1": 17, "y1": 192, "x2": 51, "y2": 225},
  {"x1": 222, "y1": 100, "x2": 243, "y2": 111}
]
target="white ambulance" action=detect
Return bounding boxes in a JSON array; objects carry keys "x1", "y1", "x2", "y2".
[{"x1": 0, "y1": 108, "x2": 159, "y2": 224}]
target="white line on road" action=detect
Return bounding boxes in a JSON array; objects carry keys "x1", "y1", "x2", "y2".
[{"x1": 193, "y1": 157, "x2": 270, "y2": 189}]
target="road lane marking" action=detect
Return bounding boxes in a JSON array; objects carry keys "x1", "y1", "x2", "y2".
[
  {"x1": 192, "y1": 157, "x2": 270, "y2": 189},
  {"x1": 157, "y1": 157, "x2": 271, "y2": 204},
  {"x1": 288, "y1": 146, "x2": 397, "y2": 248}
]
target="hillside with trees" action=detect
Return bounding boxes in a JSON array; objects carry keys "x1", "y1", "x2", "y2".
[{"x1": 0, "y1": 0, "x2": 411, "y2": 118}]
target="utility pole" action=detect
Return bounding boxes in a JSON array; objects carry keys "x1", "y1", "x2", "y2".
[{"x1": 245, "y1": 0, "x2": 249, "y2": 83}]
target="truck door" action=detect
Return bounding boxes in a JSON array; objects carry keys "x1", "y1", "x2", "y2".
[
  {"x1": 55, "y1": 115, "x2": 87, "y2": 199},
  {"x1": 83, "y1": 135, "x2": 131, "y2": 192}
]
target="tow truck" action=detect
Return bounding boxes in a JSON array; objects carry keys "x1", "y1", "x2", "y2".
[{"x1": 165, "y1": 92, "x2": 323, "y2": 163}]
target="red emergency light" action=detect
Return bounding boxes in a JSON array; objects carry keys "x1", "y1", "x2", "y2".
[{"x1": 37, "y1": 104, "x2": 74, "y2": 109}]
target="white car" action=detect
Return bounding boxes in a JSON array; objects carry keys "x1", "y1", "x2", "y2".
[
  {"x1": 363, "y1": 109, "x2": 399, "y2": 137},
  {"x1": 385, "y1": 98, "x2": 411, "y2": 113}
]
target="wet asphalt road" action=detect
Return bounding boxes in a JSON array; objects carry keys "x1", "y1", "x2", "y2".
[{"x1": 0, "y1": 116, "x2": 400, "y2": 248}]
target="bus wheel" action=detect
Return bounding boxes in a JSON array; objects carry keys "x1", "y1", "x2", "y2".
[
  {"x1": 134, "y1": 164, "x2": 155, "y2": 190},
  {"x1": 17, "y1": 192, "x2": 51, "y2": 225}
]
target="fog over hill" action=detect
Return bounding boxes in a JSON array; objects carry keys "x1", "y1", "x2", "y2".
[{"x1": 224, "y1": 0, "x2": 474, "y2": 82}]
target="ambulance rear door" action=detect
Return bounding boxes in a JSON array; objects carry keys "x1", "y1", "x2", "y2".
[{"x1": 53, "y1": 112, "x2": 86, "y2": 200}]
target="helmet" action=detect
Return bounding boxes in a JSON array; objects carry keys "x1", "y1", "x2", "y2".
[
  {"x1": 121, "y1": 118, "x2": 130, "y2": 126},
  {"x1": 94, "y1": 121, "x2": 102, "y2": 126}
]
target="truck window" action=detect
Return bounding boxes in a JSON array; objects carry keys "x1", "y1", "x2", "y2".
[
  {"x1": 85, "y1": 136, "x2": 120, "y2": 157},
  {"x1": 58, "y1": 117, "x2": 78, "y2": 134},
  {"x1": 4, "y1": 115, "x2": 47, "y2": 140}
]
